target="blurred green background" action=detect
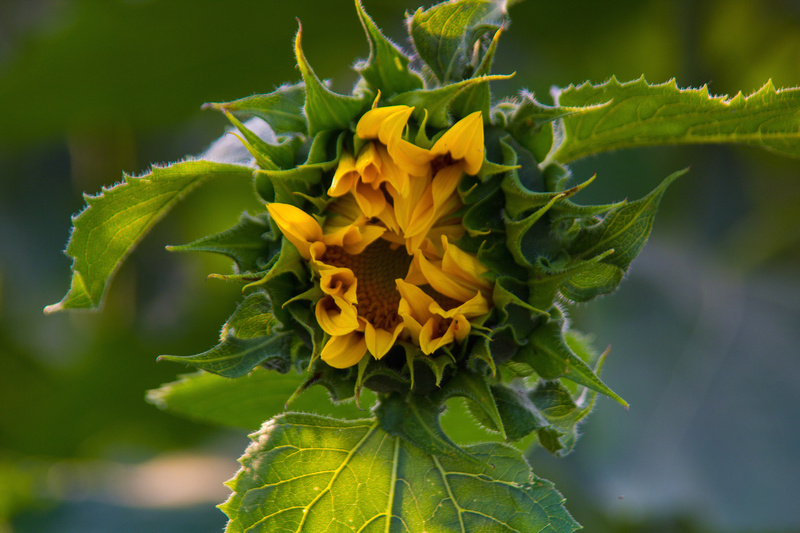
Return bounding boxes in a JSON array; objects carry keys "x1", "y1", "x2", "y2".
[{"x1": 1, "y1": 0, "x2": 799, "y2": 531}]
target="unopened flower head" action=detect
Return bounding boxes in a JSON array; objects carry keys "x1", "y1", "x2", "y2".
[{"x1": 267, "y1": 105, "x2": 491, "y2": 368}]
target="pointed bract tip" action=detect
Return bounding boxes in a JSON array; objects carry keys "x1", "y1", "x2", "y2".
[{"x1": 43, "y1": 302, "x2": 63, "y2": 315}]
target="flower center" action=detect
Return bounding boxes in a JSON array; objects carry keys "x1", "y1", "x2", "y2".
[{"x1": 323, "y1": 239, "x2": 413, "y2": 331}]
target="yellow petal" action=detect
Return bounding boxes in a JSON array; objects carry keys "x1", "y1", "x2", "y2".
[
  {"x1": 356, "y1": 105, "x2": 412, "y2": 141},
  {"x1": 441, "y1": 237, "x2": 491, "y2": 292},
  {"x1": 430, "y1": 290, "x2": 489, "y2": 319},
  {"x1": 356, "y1": 105, "x2": 431, "y2": 177},
  {"x1": 396, "y1": 279, "x2": 435, "y2": 323},
  {"x1": 412, "y1": 250, "x2": 475, "y2": 302},
  {"x1": 431, "y1": 111, "x2": 484, "y2": 175},
  {"x1": 364, "y1": 322, "x2": 404, "y2": 360},
  {"x1": 316, "y1": 295, "x2": 360, "y2": 336},
  {"x1": 321, "y1": 220, "x2": 386, "y2": 255},
  {"x1": 352, "y1": 181, "x2": 387, "y2": 218},
  {"x1": 321, "y1": 332, "x2": 368, "y2": 369},
  {"x1": 266, "y1": 203, "x2": 323, "y2": 260},
  {"x1": 419, "y1": 316, "x2": 455, "y2": 354},
  {"x1": 329, "y1": 151, "x2": 359, "y2": 197},
  {"x1": 318, "y1": 266, "x2": 357, "y2": 303},
  {"x1": 389, "y1": 139, "x2": 432, "y2": 177},
  {"x1": 451, "y1": 315, "x2": 471, "y2": 343}
]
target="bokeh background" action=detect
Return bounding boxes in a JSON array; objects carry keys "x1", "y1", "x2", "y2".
[{"x1": 2, "y1": 0, "x2": 799, "y2": 531}]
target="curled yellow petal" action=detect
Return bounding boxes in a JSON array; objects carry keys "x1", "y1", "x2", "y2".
[
  {"x1": 321, "y1": 219, "x2": 386, "y2": 255},
  {"x1": 419, "y1": 315, "x2": 455, "y2": 354},
  {"x1": 320, "y1": 332, "x2": 368, "y2": 369},
  {"x1": 356, "y1": 105, "x2": 430, "y2": 177},
  {"x1": 317, "y1": 266, "x2": 357, "y2": 304},
  {"x1": 316, "y1": 295, "x2": 360, "y2": 336},
  {"x1": 266, "y1": 203, "x2": 323, "y2": 260},
  {"x1": 431, "y1": 111, "x2": 484, "y2": 175},
  {"x1": 356, "y1": 105, "x2": 412, "y2": 143},
  {"x1": 440, "y1": 237, "x2": 491, "y2": 293},
  {"x1": 329, "y1": 151, "x2": 359, "y2": 197},
  {"x1": 411, "y1": 250, "x2": 476, "y2": 303}
]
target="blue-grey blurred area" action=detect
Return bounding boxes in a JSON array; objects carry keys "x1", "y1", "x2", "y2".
[{"x1": 1, "y1": 0, "x2": 798, "y2": 531}]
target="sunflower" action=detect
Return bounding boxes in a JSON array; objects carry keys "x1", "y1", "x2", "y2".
[{"x1": 266, "y1": 104, "x2": 492, "y2": 368}]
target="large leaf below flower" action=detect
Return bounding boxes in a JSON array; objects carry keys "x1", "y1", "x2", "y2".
[
  {"x1": 44, "y1": 160, "x2": 255, "y2": 312},
  {"x1": 221, "y1": 413, "x2": 580, "y2": 533},
  {"x1": 546, "y1": 77, "x2": 800, "y2": 164}
]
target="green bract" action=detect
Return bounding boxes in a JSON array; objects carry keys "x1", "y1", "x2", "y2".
[{"x1": 47, "y1": 1, "x2": 800, "y2": 531}]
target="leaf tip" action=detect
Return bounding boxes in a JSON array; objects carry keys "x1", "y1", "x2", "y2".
[{"x1": 43, "y1": 302, "x2": 63, "y2": 315}]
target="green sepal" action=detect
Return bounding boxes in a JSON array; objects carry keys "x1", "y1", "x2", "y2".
[
  {"x1": 559, "y1": 262, "x2": 625, "y2": 302},
  {"x1": 166, "y1": 212, "x2": 277, "y2": 274},
  {"x1": 245, "y1": 238, "x2": 306, "y2": 291},
  {"x1": 203, "y1": 82, "x2": 307, "y2": 135},
  {"x1": 417, "y1": 351, "x2": 456, "y2": 387},
  {"x1": 476, "y1": 239, "x2": 529, "y2": 280},
  {"x1": 515, "y1": 307, "x2": 628, "y2": 408},
  {"x1": 408, "y1": 0, "x2": 508, "y2": 84},
  {"x1": 207, "y1": 271, "x2": 268, "y2": 285},
  {"x1": 488, "y1": 384, "x2": 551, "y2": 441},
  {"x1": 254, "y1": 129, "x2": 344, "y2": 204},
  {"x1": 354, "y1": 0, "x2": 423, "y2": 97},
  {"x1": 450, "y1": 27, "x2": 503, "y2": 120},
  {"x1": 431, "y1": 370, "x2": 507, "y2": 440},
  {"x1": 505, "y1": 192, "x2": 565, "y2": 267},
  {"x1": 389, "y1": 75, "x2": 512, "y2": 129},
  {"x1": 375, "y1": 392, "x2": 484, "y2": 466},
  {"x1": 44, "y1": 160, "x2": 255, "y2": 313},
  {"x1": 220, "y1": 108, "x2": 301, "y2": 170},
  {"x1": 568, "y1": 168, "x2": 686, "y2": 270},
  {"x1": 501, "y1": 142, "x2": 597, "y2": 219},
  {"x1": 467, "y1": 336, "x2": 497, "y2": 376},
  {"x1": 295, "y1": 26, "x2": 369, "y2": 136},
  {"x1": 461, "y1": 174, "x2": 505, "y2": 236},
  {"x1": 527, "y1": 250, "x2": 616, "y2": 310},
  {"x1": 492, "y1": 275, "x2": 548, "y2": 344},
  {"x1": 158, "y1": 292, "x2": 293, "y2": 377},
  {"x1": 362, "y1": 363, "x2": 414, "y2": 395},
  {"x1": 244, "y1": 240, "x2": 308, "y2": 328},
  {"x1": 530, "y1": 379, "x2": 594, "y2": 456},
  {"x1": 305, "y1": 364, "x2": 359, "y2": 404},
  {"x1": 504, "y1": 91, "x2": 609, "y2": 163}
]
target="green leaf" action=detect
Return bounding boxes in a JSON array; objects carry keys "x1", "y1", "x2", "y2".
[
  {"x1": 167, "y1": 212, "x2": 276, "y2": 273},
  {"x1": 221, "y1": 413, "x2": 580, "y2": 532},
  {"x1": 146, "y1": 369, "x2": 374, "y2": 430},
  {"x1": 295, "y1": 26, "x2": 367, "y2": 136},
  {"x1": 158, "y1": 292, "x2": 292, "y2": 377},
  {"x1": 354, "y1": 0, "x2": 423, "y2": 96},
  {"x1": 548, "y1": 77, "x2": 800, "y2": 164},
  {"x1": 568, "y1": 168, "x2": 686, "y2": 270},
  {"x1": 204, "y1": 82, "x2": 307, "y2": 135},
  {"x1": 408, "y1": 0, "x2": 507, "y2": 84},
  {"x1": 44, "y1": 160, "x2": 255, "y2": 313}
]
